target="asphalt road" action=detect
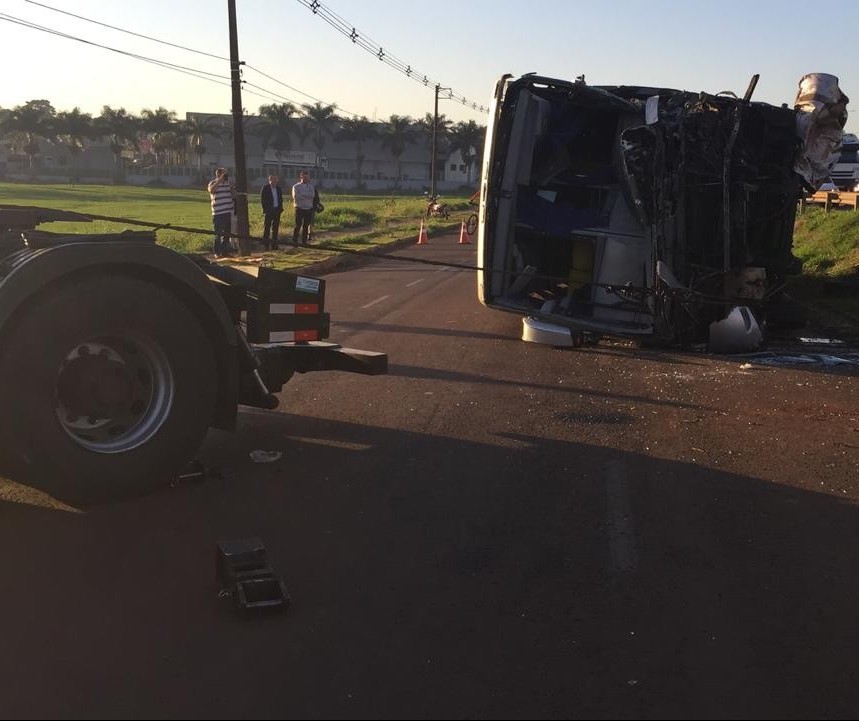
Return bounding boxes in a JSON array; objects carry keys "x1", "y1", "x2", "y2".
[{"x1": 1, "y1": 232, "x2": 858, "y2": 719}]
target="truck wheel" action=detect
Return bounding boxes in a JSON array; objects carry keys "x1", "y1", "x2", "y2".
[{"x1": 0, "y1": 275, "x2": 218, "y2": 505}]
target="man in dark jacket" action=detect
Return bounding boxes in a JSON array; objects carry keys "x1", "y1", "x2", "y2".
[{"x1": 260, "y1": 174, "x2": 284, "y2": 250}]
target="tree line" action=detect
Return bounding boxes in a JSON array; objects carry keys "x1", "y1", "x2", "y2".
[{"x1": 0, "y1": 99, "x2": 487, "y2": 186}]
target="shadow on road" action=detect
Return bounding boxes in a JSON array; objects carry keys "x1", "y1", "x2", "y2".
[{"x1": 1, "y1": 408, "x2": 858, "y2": 719}]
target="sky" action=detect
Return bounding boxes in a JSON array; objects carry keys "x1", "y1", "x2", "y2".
[{"x1": 2, "y1": 0, "x2": 859, "y2": 134}]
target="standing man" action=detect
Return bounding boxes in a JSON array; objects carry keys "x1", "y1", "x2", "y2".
[
  {"x1": 260, "y1": 174, "x2": 283, "y2": 250},
  {"x1": 292, "y1": 169, "x2": 316, "y2": 248},
  {"x1": 207, "y1": 167, "x2": 235, "y2": 258}
]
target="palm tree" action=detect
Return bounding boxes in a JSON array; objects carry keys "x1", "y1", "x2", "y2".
[
  {"x1": 184, "y1": 115, "x2": 224, "y2": 183},
  {"x1": 301, "y1": 102, "x2": 339, "y2": 183},
  {"x1": 3, "y1": 100, "x2": 56, "y2": 172},
  {"x1": 53, "y1": 107, "x2": 95, "y2": 181},
  {"x1": 379, "y1": 115, "x2": 417, "y2": 187},
  {"x1": 0, "y1": 107, "x2": 25, "y2": 170},
  {"x1": 141, "y1": 107, "x2": 178, "y2": 168},
  {"x1": 162, "y1": 130, "x2": 187, "y2": 167},
  {"x1": 336, "y1": 116, "x2": 376, "y2": 189},
  {"x1": 448, "y1": 120, "x2": 486, "y2": 185},
  {"x1": 95, "y1": 106, "x2": 140, "y2": 183},
  {"x1": 253, "y1": 103, "x2": 298, "y2": 177}
]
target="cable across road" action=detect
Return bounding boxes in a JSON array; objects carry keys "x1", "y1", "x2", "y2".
[
  {"x1": 10, "y1": 206, "x2": 775, "y2": 314},
  {"x1": 24, "y1": 208, "x2": 484, "y2": 272}
]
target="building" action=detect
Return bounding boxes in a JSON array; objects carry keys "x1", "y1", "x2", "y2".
[{"x1": 0, "y1": 112, "x2": 481, "y2": 192}]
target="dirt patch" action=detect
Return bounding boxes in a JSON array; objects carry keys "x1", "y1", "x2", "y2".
[{"x1": 298, "y1": 234, "x2": 425, "y2": 276}]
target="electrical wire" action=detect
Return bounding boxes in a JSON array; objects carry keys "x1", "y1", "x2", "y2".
[
  {"x1": 22, "y1": 207, "x2": 739, "y2": 310},
  {"x1": 23, "y1": 0, "x2": 229, "y2": 61},
  {"x1": 241, "y1": 64, "x2": 362, "y2": 118},
  {"x1": 15, "y1": 0, "x2": 483, "y2": 120},
  {"x1": 0, "y1": 12, "x2": 232, "y2": 88},
  {"x1": 294, "y1": 0, "x2": 489, "y2": 114},
  {"x1": 11, "y1": 2, "x2": 357, "y2": 117}
]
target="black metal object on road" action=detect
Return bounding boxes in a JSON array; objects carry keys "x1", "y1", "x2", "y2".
[{"x1": 216, "y1": 537, "x2": 290, "y2": 613}]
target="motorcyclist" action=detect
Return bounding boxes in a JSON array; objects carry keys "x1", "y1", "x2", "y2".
[{"x1": 426, "y1": 195, "x2": 449, "y2": 218}]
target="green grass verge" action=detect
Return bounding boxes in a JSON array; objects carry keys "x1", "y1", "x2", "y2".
[
  {"x1": 793, "y1": 206, "x2": 859, "y2": 276},
  {"x1": 0, "y1": 182, "x2": 473, "y2": 256},
  {"x1": 790, "y1": 207, "x2": 859, "y2": 338}
]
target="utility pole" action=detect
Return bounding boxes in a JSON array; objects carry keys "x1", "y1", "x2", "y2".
[
  {"x1": 227, "y1": 0, "x2": 250, "y2": 255},
  {"x1": 431, "y1": 84, "x2": 439, "y2": 199},
  {"x1": 431, "y1": 85, "x2": 451, "y2": 199}
]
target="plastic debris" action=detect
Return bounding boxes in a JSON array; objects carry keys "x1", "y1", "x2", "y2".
[
  {"x1": 799, "y1": 337, "x2": 846, "y2": 346},
  {"x1": 732, "y1": 352, "x2": 859, "y2": 367},
  {"x1": 249, "y1": 450, "x2": 282, "y2": 463}
]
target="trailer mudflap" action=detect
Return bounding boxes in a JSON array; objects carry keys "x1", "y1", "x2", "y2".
[{"x1": 244, "y1": 266, "x2": 329, "y2": 343}]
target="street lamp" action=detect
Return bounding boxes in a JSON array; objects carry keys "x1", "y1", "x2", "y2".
[{"x1": 431, "y1": 84, "x2": 452, "y2": 199}]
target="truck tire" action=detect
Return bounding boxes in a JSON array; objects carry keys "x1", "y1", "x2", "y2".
[{"x1": 0, "y1": 275, "x2": 218, "y2": 505}]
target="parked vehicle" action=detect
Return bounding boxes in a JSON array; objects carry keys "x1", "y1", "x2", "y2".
[
  {"x1": 426, "y1": 195, "x2": 451, "y2": 219},
  {"x1": 477, "y1": 72, "x2": 848, "y2": 351},
  {"x1": 0, "y1": 205, "x2": 387, "y2": 505},
  {"x1": 830, "y1": 132, "x2": 859, "y2": 189}
]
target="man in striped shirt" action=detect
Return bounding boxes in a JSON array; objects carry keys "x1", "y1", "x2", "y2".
[{"x1": 207, "y1": 167, "x2": 235, "y2": 257}]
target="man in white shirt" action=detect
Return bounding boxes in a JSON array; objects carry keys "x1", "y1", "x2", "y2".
[{"x1": 291, "y1": 170, "x2": 316, "y2": 248}]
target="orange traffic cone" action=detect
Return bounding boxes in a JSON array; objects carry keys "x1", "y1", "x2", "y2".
[
  {"x1": 458, "y1": 220, "x2": 470, "y2": 244},
  {"x1": 417, "y1": 219, "x2": 429, "y2": 245}
]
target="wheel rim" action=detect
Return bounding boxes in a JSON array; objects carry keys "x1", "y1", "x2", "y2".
[{"x1": 55, "y1": 334, "x2": 174, "y2": 454}]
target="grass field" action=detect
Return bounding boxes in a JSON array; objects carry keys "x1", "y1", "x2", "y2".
[
  {"x1": 0, "y1": 182, "x2": 474, "y2": 257},
  {"x1": 793, "y1": 206, "x2": 859, "y2": 277},
  {"x1": 788, "y1": 207, "x2": 859, "y2": 338}
]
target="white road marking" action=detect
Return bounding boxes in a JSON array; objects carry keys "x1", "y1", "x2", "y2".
[
  {"x1": 605, "y1": 459, "x2": 637, "y2": 574},
  {"x1": 406, "y1": 279, "x2": 425, "y2": 287},
  {"x1": 360, "y1": 294, "x2": 390, "y2": 309}
]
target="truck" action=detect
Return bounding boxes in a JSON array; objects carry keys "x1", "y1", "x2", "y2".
[
  {"x1": 830, "y1": 131, "x2": 859, "y2": 190},
  {"x1": 476, "y1": 72, "x2": 848, "y2": 351},
  {"x1": 0, "y1": 205, "x2": 387, "y2": 505}
]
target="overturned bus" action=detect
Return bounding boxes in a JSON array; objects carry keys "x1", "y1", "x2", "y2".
[{"x1": 476, "y1": 72, "x2": 848, "y2": 352}]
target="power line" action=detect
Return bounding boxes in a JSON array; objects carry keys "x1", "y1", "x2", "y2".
[
  {"x1": 241, "y1": 81, "x2": 303, "y2": 108},
  {"x1": 7, "y1": 2, "x2": 487, "y2": 122},
  {"x1": 240, "y1": 80, "x2": 339, "y2": 114},
  {"x1": 0, "y1": 13, "x2": 233, "y2": 90},
  {"x1": 23, "y1": 0, "x2": 229, "y2": 61},
  {"x1": 242, "y1": 63, "x2": 361, "y2": 118},
  {"x1": 17, "y1": 1, "x2": 363, "y2": 118},
  {"x1": 294, "y1": 0, "x2": 489, "y2": 114}
]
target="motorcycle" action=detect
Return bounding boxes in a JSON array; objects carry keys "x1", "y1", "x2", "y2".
[{"x1": 425, "y1": 195, "x2": 450, "y2": 219}]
